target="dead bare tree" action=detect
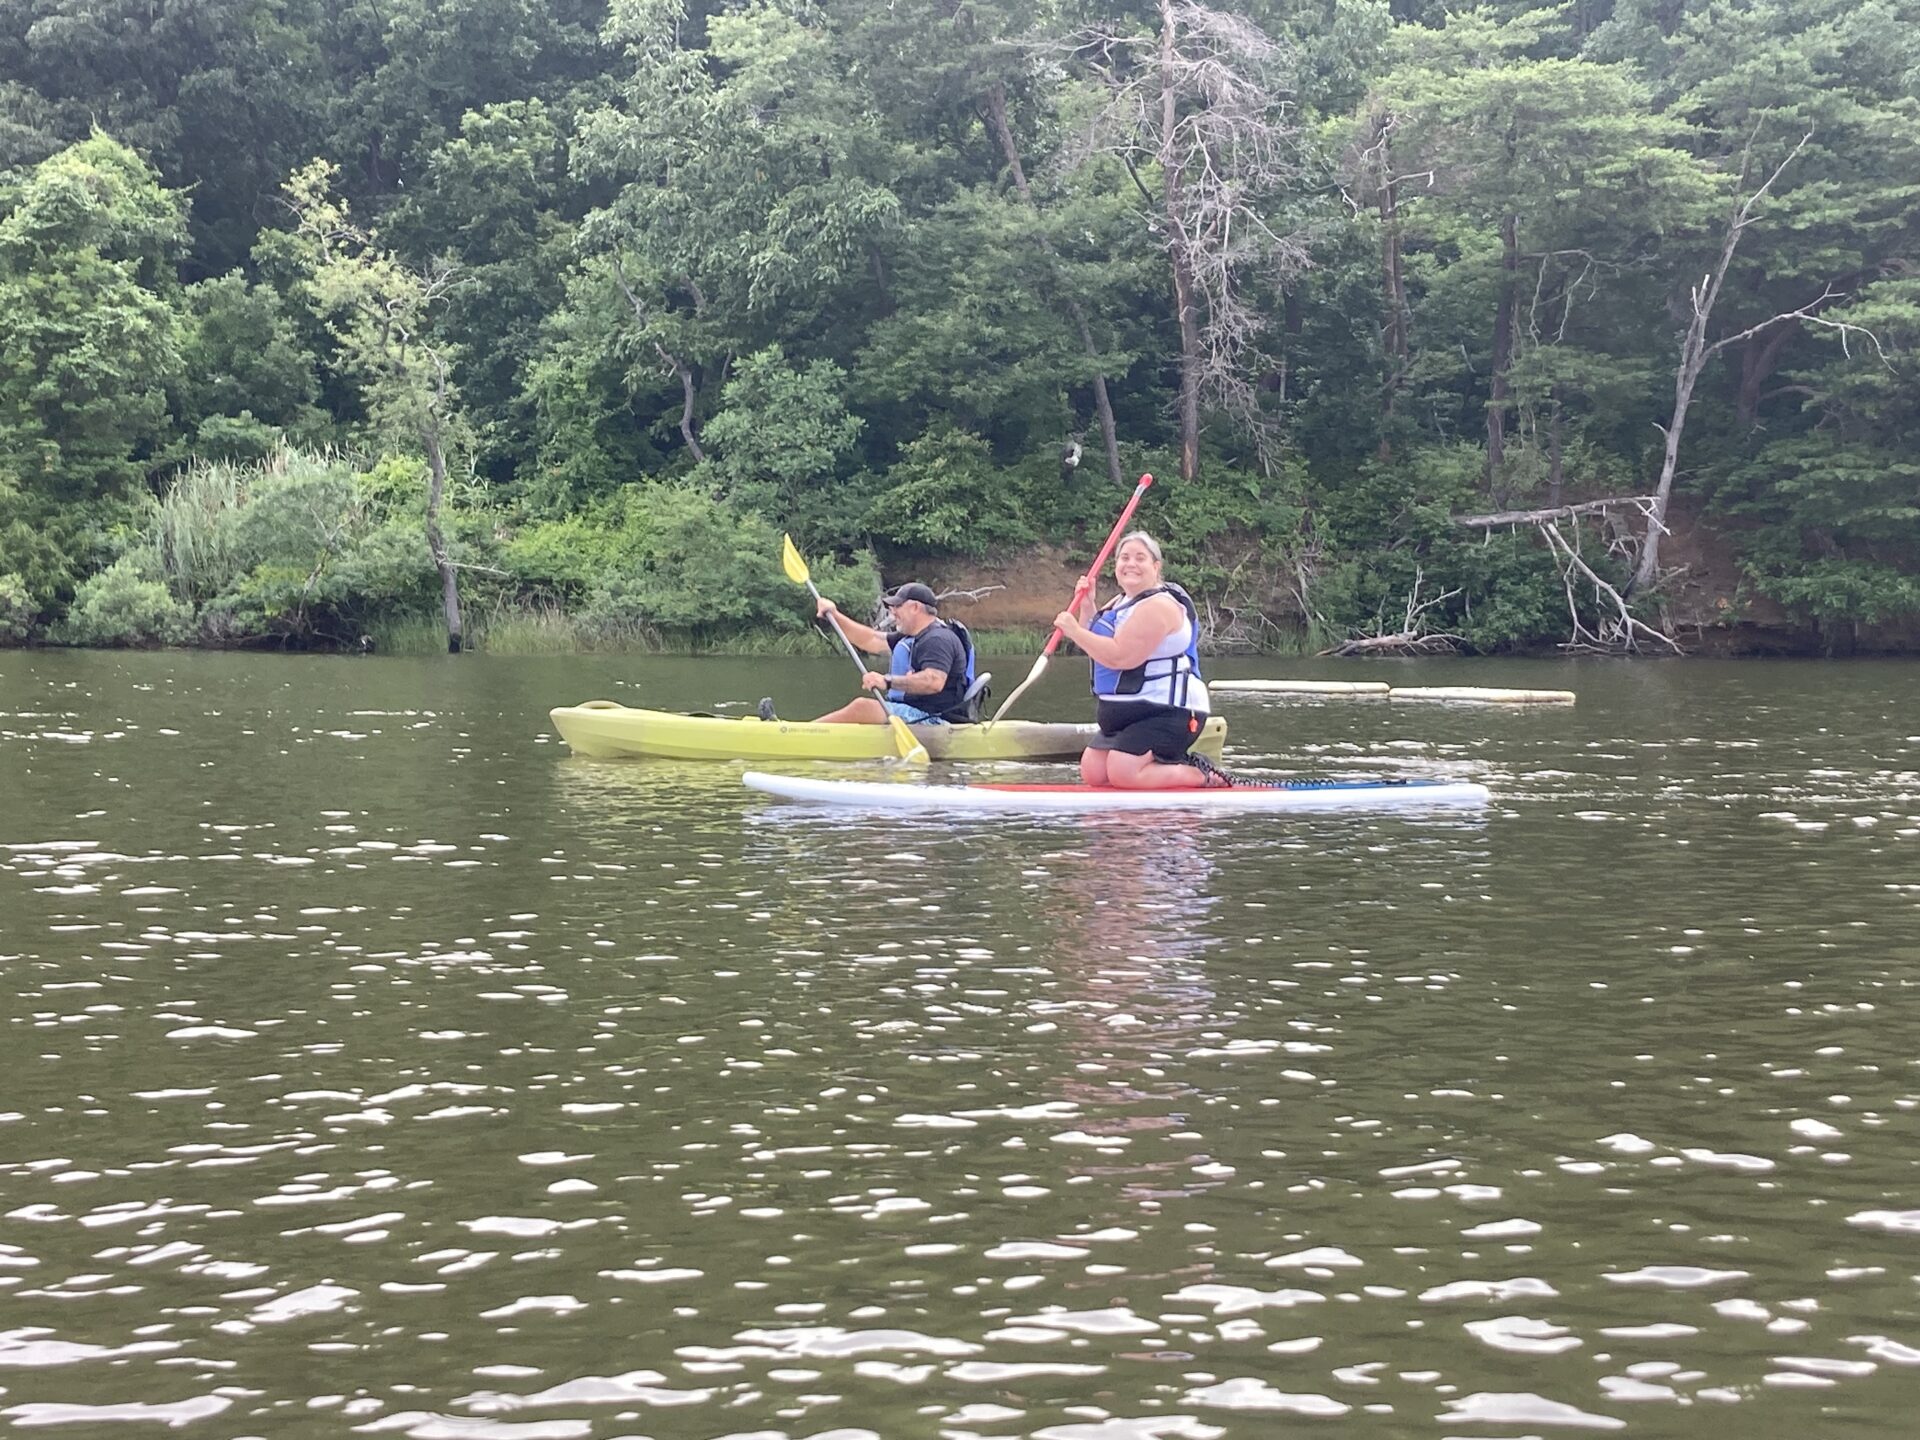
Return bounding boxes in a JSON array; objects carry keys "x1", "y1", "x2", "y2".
[
  {"x1": 1452, "y1": 497, "x2": 1680, "y2": 653},
  {"x1": 1537, "y1": 518, "x2": 1682, "y2": 653},
  {"x1": 1633, "y1": 130, "x2": 1884, "y2": 597},
  {"x1": 1068, "y1": 0, "x2": 1310, "y2": 480},
  {"x1": 1321, "y1": 567, "x2": 1464, "y2": 656}
]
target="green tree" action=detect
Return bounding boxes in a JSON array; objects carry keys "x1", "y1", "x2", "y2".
[
  {"x1": 1720, "y1": 278, "x2": 1920, "y2": 637},
  {"x1": 1600, "y1": 0, "x2": 1920, "y2": 434},
  {"x1": 168, "y1": 273, "x2": 330, "y2": 463},
  {"x1": 852, "y1": 186, "x2": 1150, "y2": 464},
  {"x1": 277, "y1": 160, "x2": 469, "y2": 651},
  {"x1": 700, "y1": 345, "x2": 864, "y2": 542},
  {"x1": 386, "y1": 100, "x2": 578, "y2": 484},
  {"x1": 1362, "y1": 8, "x2": 1708, "y2": 495},
  {"x1": 0, "y1": 0, "x2": 330, "y2": 275},
  {"x1": 572, "y1": 0, "x2": 905, "y2": 463},
  {"x1": 321, "y1": 0, "x2": 607, "y2": 203},
  {"x1": 0, "y1": 133, "x2": 186, "y2": 603}
]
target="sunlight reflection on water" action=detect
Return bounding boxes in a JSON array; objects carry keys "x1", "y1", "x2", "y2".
[{"x1": 0, "y1": 652, "x2": 1915, "y2": 1437}]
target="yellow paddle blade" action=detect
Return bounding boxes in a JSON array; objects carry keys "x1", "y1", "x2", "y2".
[
  {"x1": 780, "y1": 533, "x2": 811, "y2": 587},
  {"x1": 889, "y1": 715, "x2": 930, "y2": 766}
]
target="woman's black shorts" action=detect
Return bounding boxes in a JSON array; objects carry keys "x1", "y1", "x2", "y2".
[{"x1": 1087, "y1": 700, "x2": 1206, "y2": 760}]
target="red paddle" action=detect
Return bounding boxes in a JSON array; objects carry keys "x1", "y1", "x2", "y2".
[{"x1": 987, "y1": 473, "x2": 1154, "y2": 725}]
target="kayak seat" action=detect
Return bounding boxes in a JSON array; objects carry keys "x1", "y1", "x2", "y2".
[{"x1": 956, "y1": 672, "x2": 993, "y2": 724}]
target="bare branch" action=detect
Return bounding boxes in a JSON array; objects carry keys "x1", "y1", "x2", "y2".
[
  {"x1": 1540, "y1": 520, "x2": 1683, "y2": 653},
  {"x1": 933, "y1": 584, "x2": 1006, "y2": 606},
  {"x1": 1454, "y1": 496, "x2": 1662, "y2": 528},
  {"x1": 1702, "y1": 284, "x2": 1847, "y2": 361},
  {"x1": 1054, "y1": 0, "x2": 1308, "y2": 477},
  {"x1": 1632, "y1": 127, "x2": 1850, "y2": 598},
  {"x1": 611, "y1": 255, "x2": 705, "y2": 463},
  {"x1": 1319, "y1": 566, "x2": 1463, "y2": 655}
]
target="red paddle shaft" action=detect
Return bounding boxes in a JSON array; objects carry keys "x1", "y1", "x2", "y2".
[
  {"x1": 1041, "y1": 473, "x2": 1153, "y2": 656},
  {"x1": 987, "y1": 473, "x2": 1154, "y2": 726}
]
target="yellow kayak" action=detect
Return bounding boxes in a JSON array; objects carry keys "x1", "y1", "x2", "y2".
[{"x1": 550, "y1": 702, "x2": 1228, "y2": 763}]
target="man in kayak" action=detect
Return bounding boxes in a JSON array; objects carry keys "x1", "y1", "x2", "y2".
[
  {"x1": 790, "y1": 583, "x2": 977, "y2": 725},
  {"x1": 1051, "y1": 531, "x2": 1225, "y2": 789}
]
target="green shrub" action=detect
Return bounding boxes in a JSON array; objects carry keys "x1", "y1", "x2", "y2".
[
  {"x1": 576, "y1": 483, "x2": 879, "y2": 643},
  {"x1": 352, "y1": 455, "x2": 430, "y2": 521},
  {"x1": 0, "y1": 570, "x2": 34, "y2": 643},
  {"x1": 1450, "y1": 535, "x2": 1568, "y2": 651},
  {"x1": 326, "y1": 518, "x2": 438, "y2": 614},
  {"x1": 1312, "y1": 443, "x2": 1484, "y2": 550},
  {"x1": 1311, "y1": 527, "x2": 1585, "y2": 654},
  {"x1": 59, "y1": 554, "x2": 190, "y2": 646},
  {"x1": 500, "y1": 505, "x2": 641, "y2": 598},
  {"x1": 189, "y1": 412, "x2": 286, "y2": 463},
  {"x1": 143, "y1": 449, "x2": 448, "y2": 643},
  {"x1": 1743, "y1": 553, "x2": 1920, "y2": 627},
  {"x1": 0, "y1": 475, "x2": 93, "y2": 607},
  {"x1": 154, "y1": 459, "x2": 251, "y2": 605},
  {"x1": 865, "y1": 423, "x2": 1033, "y2": 557}
]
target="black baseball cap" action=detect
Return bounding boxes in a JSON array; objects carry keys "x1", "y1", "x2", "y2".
[{"x1": 883, "y1": 583, "x2": 939, "y2": 610}]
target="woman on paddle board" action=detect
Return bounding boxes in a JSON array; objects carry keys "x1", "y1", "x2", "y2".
[{"x1": 1054, "y1": 532, "x2": 1220, "y2": 790}]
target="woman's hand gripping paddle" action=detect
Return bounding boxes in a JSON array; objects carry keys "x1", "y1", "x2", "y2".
[
  {"x1": 986, "y1": 474, "x2": 1154, "y2": 727},
  {"x1": 781, "y1": 534, "x2": 929, "y2": 765}
]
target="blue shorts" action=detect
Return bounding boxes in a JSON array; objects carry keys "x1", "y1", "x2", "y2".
[{"x1": 884, "y1": 699, "x2": 947, "y2": 725}]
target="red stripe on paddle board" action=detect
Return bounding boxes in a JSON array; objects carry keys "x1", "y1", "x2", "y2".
[{"x1": 975, "y1": 784, "x2": 1121, "y2": 793}]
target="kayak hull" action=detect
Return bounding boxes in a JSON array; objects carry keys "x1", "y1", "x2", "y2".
[
  {"x1": 742, "y1": 770, "x2": 1490, "y2": 813},
  {"x1": 551, "y1": 702, "x2": 1228, "y2": 763}
]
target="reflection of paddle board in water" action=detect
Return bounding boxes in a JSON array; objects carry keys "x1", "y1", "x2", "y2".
[{"x1": 742, "y1": 772, "x2": 1490, "y2": 813}]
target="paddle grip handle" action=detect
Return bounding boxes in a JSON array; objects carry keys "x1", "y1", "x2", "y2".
[{"x1": 1040, "y1": 473, "x2": 1153, "y2": 657}]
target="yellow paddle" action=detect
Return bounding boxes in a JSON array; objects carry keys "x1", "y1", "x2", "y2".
[{"x1": 781, "y1": 534, "x2": 929, "y2": 765}]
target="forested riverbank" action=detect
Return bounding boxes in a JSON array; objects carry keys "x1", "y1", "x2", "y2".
[{"x1": 1, "y1": 0, "x2": 1915, "y2": 656}]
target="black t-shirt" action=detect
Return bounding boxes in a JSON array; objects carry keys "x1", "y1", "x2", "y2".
[{"x1": 890, "y1": 621, "x2": 970, "y2": 719}]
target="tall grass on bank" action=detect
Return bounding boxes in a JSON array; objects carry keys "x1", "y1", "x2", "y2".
[
  {"x1": 153, "y1": 459, "x2": 249, "y2": 605},
  {"x1": 363, "y1": 614, "x2": 452, "y2": 656},
  {"x1": 364, "y1": 607, "x2": 1065, "y2": 658},
  {"x1": 473, "y1": 601, "x2": 587, "y2": 655}
]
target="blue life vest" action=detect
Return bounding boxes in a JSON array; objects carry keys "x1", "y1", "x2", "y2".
[
  {"x1": 888, "y1": 620, "x2": 975, "y2": 703},
  {"x1": 1089, "y1": 584, "x2": 1204, "y2": 709}
]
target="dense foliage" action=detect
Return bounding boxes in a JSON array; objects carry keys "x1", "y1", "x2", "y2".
[{"x1": 2, "y1": 0, "x2": 1915, "y2": 652}]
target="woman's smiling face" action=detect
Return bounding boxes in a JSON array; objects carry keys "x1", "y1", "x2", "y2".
[{"x1": 1114, "y1": 537, "x2": 1163, "y2": 594}]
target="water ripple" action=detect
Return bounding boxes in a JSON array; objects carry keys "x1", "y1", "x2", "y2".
[{"x1": 2, "y1": 653, "x2": 1918, "y2": 1435}]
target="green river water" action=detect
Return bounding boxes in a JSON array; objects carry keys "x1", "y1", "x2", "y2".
[{"x1": 1, "y1": 650, "x2": 1916, "y2": 1439}]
